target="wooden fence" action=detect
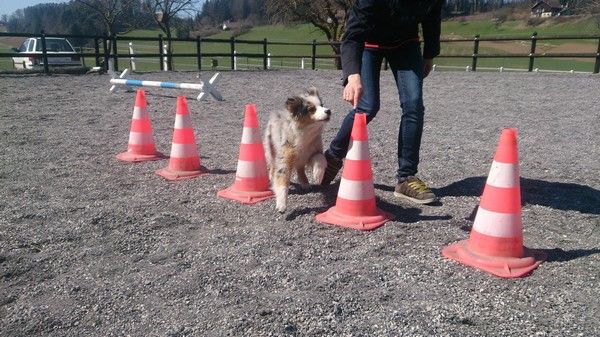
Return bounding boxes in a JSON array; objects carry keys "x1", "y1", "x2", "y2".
[{"x1": 1, "y1": 31, "x2": 599, "y2": 74}]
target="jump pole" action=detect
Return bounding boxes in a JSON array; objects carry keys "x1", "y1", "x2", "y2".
[{"x1": 109, "y1": 68, "x2": 223, "y2": 101}]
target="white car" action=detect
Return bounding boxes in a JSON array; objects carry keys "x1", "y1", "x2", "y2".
[{"x1": 12, "y1": 37, "x2": 82, "y2": 69}]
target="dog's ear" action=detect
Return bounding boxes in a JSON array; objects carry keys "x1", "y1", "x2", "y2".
[
  {"x1": 286, "y1": 96, "x2": 304, "y2": 118},
  {"x1": 306, "y1": 86, "x2": 319, "y2": 97}
]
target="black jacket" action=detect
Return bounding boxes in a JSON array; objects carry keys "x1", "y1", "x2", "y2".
[{"x1": 341, "y1": 0, "x2": 444, "y2": 83}]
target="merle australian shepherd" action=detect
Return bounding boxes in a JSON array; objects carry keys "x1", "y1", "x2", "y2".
[{"x1": 264, "y1": 87, "x2": 332, "y2": 213}]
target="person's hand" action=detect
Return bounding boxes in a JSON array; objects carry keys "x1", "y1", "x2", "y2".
[
  {"x1": 423, "y1": 58, "x2": 434, "y2": 78},
  {"x1": 343, "y1": 74, "x2": 362, "y2": 108}
]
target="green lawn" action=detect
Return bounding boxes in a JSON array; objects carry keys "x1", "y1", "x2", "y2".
[
  {"x1": 0, "y1": 42, "x2": 14, "y2": 71},
  {"x1": 4, "y1": 16, "x2": 595, "y2": 73},
  {"x1": 115, "y1": 17, "x2": 599, "y2": 72},
  {"x1": 115, "y1": 24, "x2": 336, "y2": 72},
  {"x1": 443, "y1": 16, "x2": 600, "y2": 38}
]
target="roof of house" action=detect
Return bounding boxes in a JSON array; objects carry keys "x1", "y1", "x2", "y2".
[{"x1": 531, "y1": 0, "x2": 563, "y2": 10}]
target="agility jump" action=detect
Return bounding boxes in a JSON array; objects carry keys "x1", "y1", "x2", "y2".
[{"x1": 109, "y1": 68, "x2": 224, "y2": 101}]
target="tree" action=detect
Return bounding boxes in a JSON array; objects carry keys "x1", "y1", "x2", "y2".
[
  {"x1": 74, "y1": 0, "x2": 140, "y2": 37},
  {"x1": 265, "y1": 0, "x2": 353, "y2": 69},
  {"x1": 585, "y1": 0, "x2": 600, "y2": 30},
  {"x1": 144, "y1": 0, "x2": 201, "y2": 70}
]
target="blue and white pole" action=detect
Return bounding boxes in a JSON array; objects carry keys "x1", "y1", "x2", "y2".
[{"x1": 109, "y1": 68, "x2": 223, "y2": 101}]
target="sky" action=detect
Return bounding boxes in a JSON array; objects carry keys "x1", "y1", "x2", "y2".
[{"x1": 0, "y1": 0, "x2": 70, "y2": 18}]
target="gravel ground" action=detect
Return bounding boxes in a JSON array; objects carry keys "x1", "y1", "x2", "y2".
[{"x1": 0, "y1": 70, "x2": 599, "y2": 337}]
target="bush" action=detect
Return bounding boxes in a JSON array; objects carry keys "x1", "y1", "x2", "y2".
[
  {"x1": 492, "y1": 13, "x2": 508, "y2": 28},
  {"x1": 232, "y1": 23, "x2": 252, "y2": 37},
  {"x1": 527, "y1": 17, "x2": 545, "y2": 27}
]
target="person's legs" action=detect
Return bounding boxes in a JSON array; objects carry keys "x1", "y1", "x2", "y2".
[
  {"x1": 328, "y1": 49, "x2": 383, "y2": 159},
  {"x1": 387, "y1": 42, "x2": 436, "y2": 204},
  {"x1": 387, "y1": 42, "x2": 425, "y2": 179},
  {"x1": 321, "y1": 48, "x2": 383, "y2": 185}
]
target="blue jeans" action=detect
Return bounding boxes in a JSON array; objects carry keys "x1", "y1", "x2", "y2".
[{"x1": 328, "y1": 42, "x2": 425, "y2": 180}]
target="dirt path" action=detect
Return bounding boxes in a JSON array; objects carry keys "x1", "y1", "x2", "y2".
[{"x1": 1, "y1": 70, "x2": 599, "y2": 336}]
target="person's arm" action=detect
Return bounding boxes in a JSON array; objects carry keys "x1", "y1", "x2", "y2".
[
  {"x1": 341, "y1": 0, "x2": 376, "y2": 107},
  {"x1": 421, "y1": 0, "x2": 444, "y2": 77}
]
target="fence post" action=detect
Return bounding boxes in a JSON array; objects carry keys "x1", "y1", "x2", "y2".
[
  {"x1": 263, "y1": 38, "x2": 268, "y2": 70},
  {"x1": 94, "y1": 37, "x2": 100, "y2": 67},
  {"x1": 102, "y1": 34, "x2": 109, "y2": 71},
  {"x1": 111, "y1": 34, "x2": 119, "y2": 72},
  {"x1": 162, "y1": 44, "x2": 168, "y2": 71},
  {"x1": 472, "y1": 34, "x2": 480, "y2": 72},
  {"x1": 167, "y1": 38, "x2": 173, "y2": 71},
  {"x1": 234, "y1": 50, "x2": 238, "y2": 70},
  {"x1": 197, "y1": 36, "x2": 202, "y2": 71},
  {"x1": 594, "y1": 37, "x2": 600, "y2": 74},
  {"x1": 528, "y1": 32, "x2": 537, "y2": 72},
  {"x1": 158, "y1": 34, "x2": 164, "y2": 71},
  {"x1": 128, "y1": 42, "x2": 136, "y2": 71},
  {"x1": 40, "y1": 30, "x2": 49, "y2": 74},
  {"x1": 230, "y1": 36, "x2": 235, "y2": 70},
  {"x1": 311, "y1": 39, "x2": 317, "y2": 70},
  {"x1": 267, "y1": 53, "x2": 271, "y2": 69}
]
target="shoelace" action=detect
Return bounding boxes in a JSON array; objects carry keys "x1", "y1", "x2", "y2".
[{"x1": 407, "y1": 179, "x2": 431, "y2": 193}]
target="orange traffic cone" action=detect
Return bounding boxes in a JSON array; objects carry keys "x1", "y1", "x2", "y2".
[
  {"x1": 442, "y1": 128, "x2": 546, "y2": 278},
  {"x1": 315, "y1": 113, "x2": 393, "y2": 230},
  {"x1": 116, "y1": 90, "x2": 165, "y2": 162},
  {"x1": 156, "y1": 96, "x2": 207, "y2": 180},
  {"x1": 217, "y1": 104, "x2": 274, "y2": 204}
]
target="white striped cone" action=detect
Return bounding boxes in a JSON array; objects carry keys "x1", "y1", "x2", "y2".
[
  {"x1": 315, "y1": 113, "x2": 392, "y2": 230},
  {"x1": 217, "y1": 104, "x2": 274, "y2": 204},
  {"x1": 156, "y1": 96, "x2": 207, "y2": 180},
  {"x1": 116, "y1": 90, "x2": 165, "y2": 162},
  {"x1": 442, "y1": 128, "x2": 545, "y2": 278}
]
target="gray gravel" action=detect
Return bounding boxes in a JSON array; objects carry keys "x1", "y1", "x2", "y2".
[{"x1": 0, "y1": 70, "x2": 599, "y2": 337}]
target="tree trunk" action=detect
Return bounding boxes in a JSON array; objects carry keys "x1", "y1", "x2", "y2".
[{"x1": 330, "y1": 43, "x2": 341, "y2": 70}]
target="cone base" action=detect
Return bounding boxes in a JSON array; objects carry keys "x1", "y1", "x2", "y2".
[
  {"x1": 155, "y1": 166, "x2": 208, "y2": 181},
  {"x1": 315, "y1": 206, "x2": 393, "y2": 231},
  {"x1": 442, "y1": 239, "x2": 546, "y2": 278},
  {"x1": 117, "y1": 151, "x2": 166, "y2": 162},
  {"x1": 217, "y1": 186, "x2": 274, "y2": 204}
]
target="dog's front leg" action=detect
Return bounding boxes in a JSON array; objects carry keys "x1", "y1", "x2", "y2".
[
  {"x1": 309, "y1": 152, "x2": 327, "y2": 185},
  {"x1": 296, "y1": 167, "x2": 310, "y2": 190},
  {"x1": 274, "y1": 146, "x2": 296, "y2": 213}
]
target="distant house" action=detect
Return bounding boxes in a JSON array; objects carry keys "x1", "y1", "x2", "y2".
[
  {"x1": 0, "y1": 21, "x2": 7, "y2": 33},
  {"x1": 531, "y1": 1, "x2": 564, "y2": 18}
]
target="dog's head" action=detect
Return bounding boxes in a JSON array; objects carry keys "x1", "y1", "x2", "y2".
[{"x1": 285, "y1": 87, "x2": 331, "y2": 126}]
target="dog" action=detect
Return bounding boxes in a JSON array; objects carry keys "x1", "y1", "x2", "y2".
[{"x1": 264, "y1": 87, "x2": 332, "y2": 213}]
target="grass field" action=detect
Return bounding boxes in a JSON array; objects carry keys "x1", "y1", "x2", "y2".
[
  {"x1": 443, "y1": 16, "x2": 600, "y2": 39},
  {"x1": 1, "y1": 16, "x2": 599, "y2": 72},
  {"x1": 0, "y1": 42, "x2": 14, "y2": 70}
]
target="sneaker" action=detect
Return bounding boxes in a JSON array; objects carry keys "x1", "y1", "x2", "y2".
[
  {"x1": 320, "y1": 150, "x2": 343, "y2": 185},
  {"x1": 394, "y1": 176, "x2": 437, "y2": 204}
]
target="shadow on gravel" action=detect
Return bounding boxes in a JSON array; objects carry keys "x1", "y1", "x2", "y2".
[
  {"x1": 378, "y1": 199, "x2": 453, "y2": 224},
  {"x1": 145, "y1": 92, "x2": 201, "y2": 102},
  {"x1": 435, "y1": 176, "x2": 600, "y2": 215},
  {"x1": 286, "y1": 183, "x2": 337, "y2": 221},
  {"x1": 541, "y1": 248, "x2": 600, "y2": 262},
  {"x1": 208, "y1": 168, "x2": 236, "y2": 175},
  {"x1": 286, "y1": 182, "x2": 453, "y2": 223}
]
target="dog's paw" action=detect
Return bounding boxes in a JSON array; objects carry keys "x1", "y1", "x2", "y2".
[
  {"x1": 276, "y1": 203, "x2": 287, "y2": 213},
  {"x1": 298, "y1": 182, "x2": 310, "y2": 190}
]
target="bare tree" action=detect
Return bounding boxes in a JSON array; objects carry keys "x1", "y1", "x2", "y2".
[
  {"x1": 584, "y1": 0, "x2": 600, "y2": 30},
  {"x1": 266, "y1": 0, "x2": 353, "y2": 69},
  {"x1": 144, "y1": 0, "x2": 200, "y2": 70},
  {"x1": 74, "y1": 0, "x2": 138, "y2": 37},
  {"x1": 74, "y1": 0, "x2": 142, "y2": 70}
]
